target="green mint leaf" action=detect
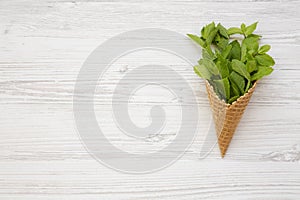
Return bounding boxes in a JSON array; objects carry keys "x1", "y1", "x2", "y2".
[
  {"x1": 229, "y1": 71, "x2": 245, "y2": 93},
  {"x1": 240, "y1": 44, "x2": 247, "y2": 62},
  {"x1": 202, "y1": 48, "x2": 211, "y2": 59},
  {"x1": 217, "y1": 23, "x2": 229, "y2": 39},
  {"x1": 229, "y1": 40, "x2": 241, "y2": 60},
  {"x1": 245, "y1": 22, "x2": 258, "y2": 36},
  {"x1": 202, "y1": 48, "x2": 216, "y2": 60},
  {"x1": 187, "y1": 34, "x2": 206, "y2": 48},
  {"x1": 229, "y1": 76, "x2": 241, "y2": 97},
  {"x1": 221, "y1": 45, "x2": 232, "y2": 59},
  {"x1": 214, "y1": 33, "x2": 221, "y2": 42},
  {"x1": 228, "y1": 95, "x2": 239, "y2": 104},
  {"x1": 227, "y1": 27, "x2": 243, "y2": 35},
  {"x1": 232, "y1": 59, "x2": 250, "y2": 80},
  {"x1": 213, "y1": 77, "x2": 230, "y2": 100},
  {"x1": 246, "y1": 60, "x2": 257, "y2": 73},
  {"x1": 206, "y1": 28, "x2": 218, "y2": 45},
  {"x1": 251, "y1": 66, "x2": 273, "y2": 81},
  {"x1": 258, "y1": 44, "x2": 271, "y2": 54},
  {"x1": 255, "y1": 54, "x2": 275, "y2": 66},
  {"x1": 247, "y1": 34, "x2": 262, "y2": 39},
  {"x1": 187, "y1": 22, "x2": 275, "y2": 104},
  {"x1": 241, "y1": 37, "x2": 259, "y2": 62},
  {"x1": 245, "y1": 80, "x2": 252, "y2": 92},
  {"x1": 216, "y1": 59, "x2": 230, "y2": 78},
  {"x1": 194, "y1": 65, "x2": 211, "y2": 79},
  {"x1": 242, "y1": 37, "x2": 259, "y2": 52},
  {"x1": 205, "y1": 46, "x2": 215, "y2": 58},
  {"x1": 241, "y1": 23, "x2": 246, "y2": 34},
  {"x1": 202, "y1": 22, "x2": 215, "y2": 39},
  {"x1": 216, "y1": 37, "x2": 229, "y2": 50},
  {"x1": 198, "y1": 58, "x2": 219, "y2": 75},
  {"x1": 230, "y1": 81, "x2": 241, "y2": 96},
  {"x1": 201, "y1": 27, "x2": 205, "y2": 38},
  {"x1": 247, "y1": 49, "x2": 256, "y2": 58}
]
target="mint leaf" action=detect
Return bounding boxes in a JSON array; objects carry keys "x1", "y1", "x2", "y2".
[
  {"x1": 194, "y1": 65, "x2": 211, "y2": 79},
  {"x1": 251, "y1": 66, "x2": 273, "y2": 81},
  {"x1": 246, "y1": 60, "x2": 257, "y2": 73},
  {"x1": 228, "y1": 95, "x2": 239, "y2": 104},
  {"x1": 187, "y1": 22, "x2": 275, "y2": 104},
  {"x1": 217, "y1": 23, "x2": 229, "y2": 39},
  {"x1": 229, "y1": 40, "x2": 241, "y2": 60},
  {"x1": 227, "y1": 27, "x2": 243, "y2": 35},
  {"x1": 202, "y1": 48, "x2": 216, "y2": 60},
  {"x1": 245, "y1": 80, "x2": 252, "y2": 92},
  {"x1": 202, "y1": 22, "x2": 215, "y2": 39},
  {"x1": 229, "y1": 71, "x2": 245, "y2": 93},
  {"x1": 221, "y1": 45, "x2": 232, "y2": 59},
  {"x1": 213, "y1": 78, "x2": 230, "y2": 100},
  {"x1": 206, "y1": 28, "x2": 218, "y2": 45},
  {"x1": 258, "y1": 45, "x2": 271, "y2": 54},
  {"x1": 241, "y1": 43, "x2": 247, "y2": 62},
  {"x1": 229, "y1": 73, "x2": 242, "y2": 97},
  {"x1": 217, "y1": 37, "x2": 229, "y2": 50},
  {"x1": 201, "y1": 26, "x2": 205, "y2": 38},
  {"x1": 248, "y1": 34, "x2": 262, "y2": 39},
  {"x1": 198, "y1": 58, "x2": 219, "y2": 75},
  {"x1": 243, "y1": 37, "x2": 259, "y2": 52},
  {"x1": 246, "y1": 50, "x2": 255, "y2": 60},
  {"x1": 230, "y1": 80, "x2": 241, "y2": 96},
  {"x1": 232, "y1": 59, "x2": 250, "y2": 80},
  {"x1": 241, "y1": 23, "x2": 246, "y2": 34},
  {"x1": 216, "y1": 59, "x2": 230, "y2": 78},
  {"x1": 187, "y1": 34, "x2": 206, "y2": 48},
  {"x1": 255, "y1": 54, "x2": 275, "y2": 66},
  {"x1": 245, "y1": 22, "x2": 258, "y2": 36},
  {"x1": 241, "y1": 37, "x2": 259, "y2": 62}
]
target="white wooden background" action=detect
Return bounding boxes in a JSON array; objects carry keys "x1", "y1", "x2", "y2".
[{"x1": 1, "y1": 0, "x2": 300, "y2": 199}]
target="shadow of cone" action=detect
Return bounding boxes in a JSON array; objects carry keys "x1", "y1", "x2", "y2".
[{"x1": 205, "y1": 81, "x2": 257, "y2": 158}]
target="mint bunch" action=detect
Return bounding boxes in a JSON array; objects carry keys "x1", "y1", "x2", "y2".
[{"x1": 188, "y1": 22, "x2": 275, "y2": 104}]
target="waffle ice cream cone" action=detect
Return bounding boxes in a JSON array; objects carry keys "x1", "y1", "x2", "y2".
[{"x1": 205, "y1": 81, "x2": 257, "y2": 157}]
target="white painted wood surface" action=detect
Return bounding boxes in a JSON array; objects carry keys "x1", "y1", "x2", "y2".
[{"x1": 1, "y1": 0, "x2": 300, "y2": 199}]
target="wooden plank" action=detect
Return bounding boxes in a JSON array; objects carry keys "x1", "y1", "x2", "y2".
[{"x1": 0, "y1": 0, "x2": 299, "y2": 199}]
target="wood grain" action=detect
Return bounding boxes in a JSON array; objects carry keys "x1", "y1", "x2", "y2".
[{"x1": 0, "y1": 0, "x2": 300, "y2": 199}]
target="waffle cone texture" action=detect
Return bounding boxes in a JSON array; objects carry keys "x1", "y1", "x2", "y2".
[{"x1": 205, "y1": 81, "x2": 257, "y2": 158}]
